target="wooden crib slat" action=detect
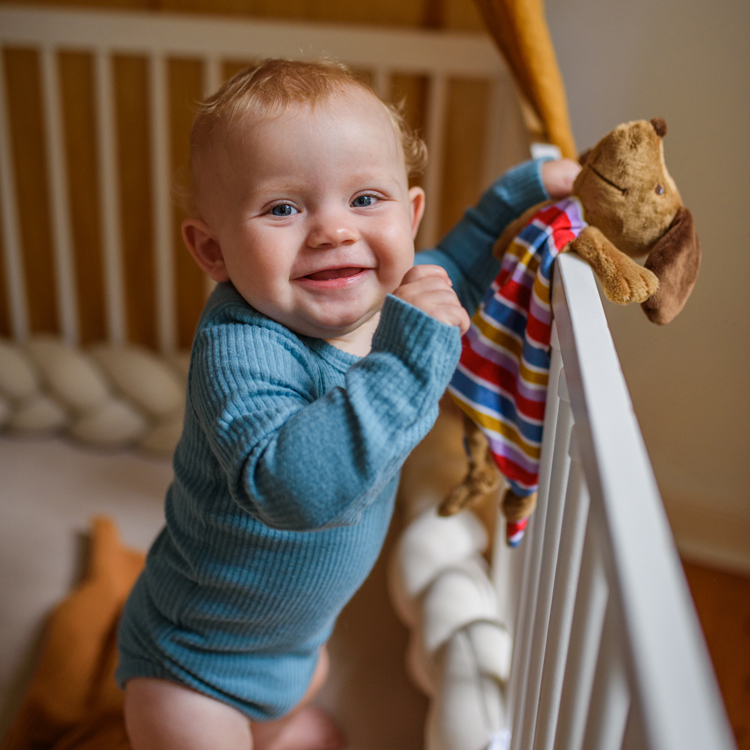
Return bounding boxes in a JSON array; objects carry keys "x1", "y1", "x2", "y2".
[
  {"x1": 552, "y1": 522, "x2": 608, "y2": 750},
  {"x1": 419, "y1": 74, "x2": 446, "y2": 250},
  {"x1": 41, "y1": 46, "x2": 79, "y2": 346},
  {"x1": 0, "y1": 48, "x2": 28, "y2": 341},
  {"x1": 149, "y1": 53, "x2": 175, "y2": 354},
  {"x1": 581, "y1": 600, "x2": 631, "y2": 750},
  {"x1": 94, "y1": 49, "x2": 126, "y2": 345},
  {"x1": 533, "y1": 446, "x2": 590, "y2": 750},
  {"x1": 515, "y1": 386, "x2": 573, "y2": 750}
]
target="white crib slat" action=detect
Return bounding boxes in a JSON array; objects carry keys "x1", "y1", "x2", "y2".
[
  {"x1": 515, "y1": 383, "x2": 574, "y2": 750},
  {"x1": 621, "y1": 703, "x2": 649, "y2": 750},
  {"x1": 581, "y1": 600, "x2": 631, "y2": 750},
  {"x1": 373, "y1": 68, "x2": 390, "y2": 100},
  {"x1": 419, "y1": 74, "x2": 446, "y2": 249},
  {"x1": 533, "y1": 445, "x2": 590, "y2": 750},
  {"x1": 149, "y1": 53, "x2": 175, "y2": 354},
  {"x1": 482, "y1": 74, "x2": 527, "y2": 187},
  {"x1": 201, "y1": 56, "x2": 221, "y2": 301},
  {"x1": 203, "y1": 55, "x2": 222, "y2": 97},
  {"x1": 553, "y1": 522, "x2": 608, "y2": 750},
  {"x1": 0, "y1": 48, "x2": 29, "y2": 340},
  {"x1": 95, "y1": 49, "x2": 125, "y2": 345},
  {"x1": 506, "y1": 337, "x2": 563, "y2": 740},
  {"x1": 41, "y1": 46, "x2": 79, "y2": 346}
]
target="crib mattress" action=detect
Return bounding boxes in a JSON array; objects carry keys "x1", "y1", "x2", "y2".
[{"x1": 0, "y1": 434, "x2": 426, "y2": 748}]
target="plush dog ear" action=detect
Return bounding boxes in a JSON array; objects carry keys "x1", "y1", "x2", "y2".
[
  {"x1": 641, "y1": 206, "x2": 701, "y2": 324},
  {"x1": 578, "y1": 148, "x2": 592, "y2": 167}
]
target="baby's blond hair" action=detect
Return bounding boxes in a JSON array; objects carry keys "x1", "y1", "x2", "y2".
[{"x1": 184, "y1": 58, "x2": 427, "y2": 214}]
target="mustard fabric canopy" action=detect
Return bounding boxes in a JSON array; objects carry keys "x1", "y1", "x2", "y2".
[{"x1": 474, "y1": 0, "x2": 576, "y2": 159}]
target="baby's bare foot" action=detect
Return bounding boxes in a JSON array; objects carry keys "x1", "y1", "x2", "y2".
[{"x1": 251, "y1": 706, "x2": 346, "y2": 750}]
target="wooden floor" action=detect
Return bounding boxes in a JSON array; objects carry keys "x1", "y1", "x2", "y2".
[{"x1": 683, "y1": 560, "x2": 750, "y2": 750}]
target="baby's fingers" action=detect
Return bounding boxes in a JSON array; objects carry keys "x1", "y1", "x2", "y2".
[{"x1": 400, "y1": 264, "x2": 452, "y2": 286}]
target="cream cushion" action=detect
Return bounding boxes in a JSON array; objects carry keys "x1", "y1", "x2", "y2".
[
  {"x1": 25, "y1": 336, "x2": 111, "y2": 412},
  {"x1": 90, "y1": 345, "x2": 184, "y2": 419},
  {"x1": 69, "y1": 397, "x2": 148, "y2": 446},
  {"x1": 9, "y1": 393, "x2": 68, "y2": 432},
  {"x1": 391, "y1": 509, "x2": 487, "y2": 625},
  {"x1": 0, "y1": 395, "x2": 11, "y2": 428},
  {"x1": 0, "y1": 340, "x2": 39, "y2": 401},
  {"x1": 139, "y1": 411, "x2": 184, "y2": 455}
]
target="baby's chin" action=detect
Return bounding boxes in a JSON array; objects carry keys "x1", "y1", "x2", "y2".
[{"x1": 297, "y1": 311, "x2": 383, "y2": 356}]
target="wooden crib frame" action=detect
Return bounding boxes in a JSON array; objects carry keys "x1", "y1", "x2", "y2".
[{"x1": 0, "y1": 5, "x2": 736, "y2": 749}]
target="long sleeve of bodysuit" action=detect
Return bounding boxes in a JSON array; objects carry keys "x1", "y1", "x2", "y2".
[
  {"x1": 188, "y1": 292, "x2": 461, "y2": 532},
  {"x1": 417, "y1": 158, "x2": 549, "y2": 314}
]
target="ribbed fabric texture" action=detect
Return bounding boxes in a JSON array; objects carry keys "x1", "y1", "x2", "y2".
[{"x1": 115, "y1": 159, "x2": 548, "y2": 721}]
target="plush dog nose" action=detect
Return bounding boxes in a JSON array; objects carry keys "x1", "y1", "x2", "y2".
[{"x1": 650, "y1": 118, "x2": 667, "y2": 138}]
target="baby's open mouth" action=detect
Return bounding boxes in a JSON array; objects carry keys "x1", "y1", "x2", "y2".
[{"x1": 304, "y1": 267, "x2": 363, "y2": 281}]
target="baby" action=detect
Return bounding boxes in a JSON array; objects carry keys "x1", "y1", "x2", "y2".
[{"x1": 116, "y1": 59, "x2": 579, "y2": 750}]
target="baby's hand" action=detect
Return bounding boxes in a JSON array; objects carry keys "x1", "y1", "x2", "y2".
[
  {"x1": 541, "y1": 158, "x2": 582, "y2": 199},
  {"x1": 394, "y1": 265, "x2": 470, "y2": 336}
]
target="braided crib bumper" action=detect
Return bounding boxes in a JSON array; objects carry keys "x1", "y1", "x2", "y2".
[
  {"x1": 389, "y1": 507, "x2": 512, "y2": 750},
  {"x1": 0, "y1": 337, "x2": 188, "y2": 456}
]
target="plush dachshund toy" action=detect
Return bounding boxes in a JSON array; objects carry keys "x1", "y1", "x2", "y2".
[{"x1": 441, "y1": 119, "x2": 701, "y2": 545}]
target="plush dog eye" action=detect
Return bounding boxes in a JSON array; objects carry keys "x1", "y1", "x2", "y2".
[{"x1": 655, "y1": 184, "x2": 665, "y2": 195}]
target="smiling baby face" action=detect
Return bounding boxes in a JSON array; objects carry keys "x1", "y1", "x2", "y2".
[{"x1": 183, "y1": 83, "x2": 425, "y2": 352}]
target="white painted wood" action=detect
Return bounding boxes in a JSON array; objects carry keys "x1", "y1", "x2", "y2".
[
  {"x1": 621, "y1": 704, "x2": 649, "y2": 750},
  {"x1": 149, "y1": 53, "x2": 175, "y2": 354},
  {"x1": 41, "y1": 46, "x2": 79, "y2": 346},
  {"x1": 552, "y1": 252, "x2": 736, "y2": 750},
  {"x1": 533, "y1": 442, "x2": 590, "y2": 750},
  {"x1": 373, "y1": 68, "x2": 390, "y2": 100},
  {"x1": 505, "y1": 334, "x2": 562, "y2": 743},
  {"x1": 0, "y1": 49, "x2": 28, "y2": 340},
  {"x1": 0, "y1": 7, "x2": 506, "y2": 78},
  {"x1": 94, "y1": 49, "x2": 125, "y2": 345},
  {"x1": 515, "y1": 390, "x2": 573, "y2": 750},
  {"x1": 419, "y1": 74, "x2": 447, "y2": 250},
  {"x1": 203, "y1": 55, "x2": 222, "y2": 97},
  {"x1": 552, "y1": 522, "x2": 608, "y2": 750},
  {"x1": 484, "y1": 75, "x2": 529, "y2": 187},
  {"x1": 581, "y1": 600, "x2": 630, "y2": 750},
  {"x1": 200, "y1": 57, "x2": 221, "y2": 301}
]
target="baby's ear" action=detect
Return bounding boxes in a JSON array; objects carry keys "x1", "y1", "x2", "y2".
[
  {"x1": 408, "y1": 186, "x2": 426, "y2": 239},
  {"x1": 641, "y1": 207, "x2": 701, "y2": 324},
  {"x1": 182, "y1": 219, "x2": 229, "y2": 283}
]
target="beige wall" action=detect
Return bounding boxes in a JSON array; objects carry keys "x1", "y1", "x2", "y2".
[{"x1": 546, "y1": 0, "x2": 750, "y2": 570}]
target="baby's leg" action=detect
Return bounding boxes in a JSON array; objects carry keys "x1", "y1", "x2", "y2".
[
  {"x1": 124, "y1": 648, "x2": 344, "y2": 750},
  {"x1": 124, "y1": 677, "x2": 252, "y2": 750},
  {"x1": 251, "y1": 646, "x2": 345, "y2": 750}
]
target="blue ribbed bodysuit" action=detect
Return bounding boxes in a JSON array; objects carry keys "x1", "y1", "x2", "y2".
[{"x1": 116, "y1": 160, "x2": 548, "y2": 720}]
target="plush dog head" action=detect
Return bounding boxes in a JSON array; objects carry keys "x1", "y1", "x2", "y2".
[{"x1": 574, "y1": 118, "x2": 700, "y2": 324}]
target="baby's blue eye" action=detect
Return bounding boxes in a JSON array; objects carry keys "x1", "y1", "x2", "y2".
[
  {"x1": 352, "y1": 195, "x2": 377, "y2": 208},
  {"x1": 270, "y1": 204, "x2": 297, "y2": 216}
]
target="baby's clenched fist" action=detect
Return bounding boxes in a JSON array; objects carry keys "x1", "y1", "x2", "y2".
[{"x1": 393, "y1": 265, "x2": 470, "y2": 336}]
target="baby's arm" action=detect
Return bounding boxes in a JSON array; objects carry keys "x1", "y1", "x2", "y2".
[
  {"x1": 190, "y1": 292, "x2": 462, "y2": 531},
  {"x1": 417, "y1": 158, "x2": 578, "y2": 314}
]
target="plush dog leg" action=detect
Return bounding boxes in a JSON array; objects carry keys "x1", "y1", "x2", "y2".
[
  {"x1": 569, "y1": 226, "x2": 659, "y2": 304},
  {"x1": 439, "y1": 416, "x2": 500, "y2": 517}
]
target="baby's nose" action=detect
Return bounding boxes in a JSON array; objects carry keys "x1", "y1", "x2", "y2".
[{"x1": 307, "y1": 210, "x2": 358, "y2": 248}]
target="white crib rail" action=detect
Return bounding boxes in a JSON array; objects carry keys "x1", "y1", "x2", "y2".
[
  {"x1": 0, "y1": 4, "x2": 526, "y2": 352},
  {"x1": 501, "y1": 252, "x2": 736, "y2": 750}
]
